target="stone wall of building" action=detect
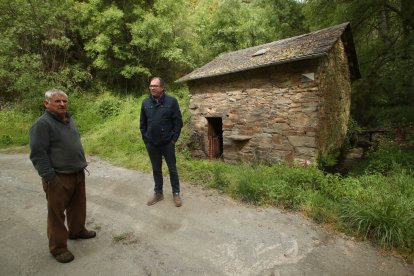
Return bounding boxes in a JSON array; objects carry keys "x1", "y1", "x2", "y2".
[
  {"x1": 317, "y1": 39, "x2": 352, "y2": 156},
  {"x1": 187, "y1": 49, "x2": 351, "y2": 164}
]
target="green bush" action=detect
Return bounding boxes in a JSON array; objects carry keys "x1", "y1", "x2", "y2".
[
  {"x1": 376, "y1": 105, "x2": 414, "y2": 127},
  {"x1": 318, "y1": 152, "x2": 338, "y2": 168},
  {"x1": 81, "y1": 96, "x2": 148, "y2": 169},
  {"x1": 233, "y1": 164, "x2": 322, "y2": 209},
  {"x1": 301, "y1": 191, "x2": 339, "y2": 224},
  {"x1": 320, "y1": 174, "x2": 363, "y2": 201},
  {"x1": 236, "y1": 168, "x2": 266, "y2": 204},
  {"x1": 96, "y1": 95, "x2": 122, "y2": 119},
  {"x1": 341, "y1": 195, "x2": 413, "y2": 248},
  {"x1": 364, "y1": 140, "x2": 414, "y2": 175},
  {"x1": 210, "y1": 163, "x2": 230, "y2": 191},
  {"x1": 345, "y1": 117, "x2": 363, "y2": 147},
  {"x1": 340, "y1": 171, "x2": 414, "y2": 249},
  {"x1": 0, "y1": 135, "x2": 13, "y2": 145},
  {"x1": 0, "y1": 106, "x2": 35, "y2": 148},
  {"x1": 278, "y1": 165, "x2": 326, "y2": 190}
]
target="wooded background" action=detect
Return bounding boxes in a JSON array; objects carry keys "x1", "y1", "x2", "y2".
[
  {"x1": 1, "y1": 0, "x2": 413, "y2": 127},
  {"x1": 1, "y1": 1, "x2": 414, "y2": 257}
]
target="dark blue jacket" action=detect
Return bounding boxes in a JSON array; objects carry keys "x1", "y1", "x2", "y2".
[{"x1": 140, "y1": 92, "x2": 183, "y2": 146}]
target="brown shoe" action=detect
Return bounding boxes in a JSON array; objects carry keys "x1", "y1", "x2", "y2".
[
  {"x1": 53, "y1": 250, "x2": 74, "y2": 263},
  {"x1": 173, "y1": 193, "x2": 182, "y2": 207},
  {"x1": 147, "y1": 193, "x2": 164, "y2": 206},
  {"x1": 69, "y1": 230, "x2": 96, "y2": 240}
]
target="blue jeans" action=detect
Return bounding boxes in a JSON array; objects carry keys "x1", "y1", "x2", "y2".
[{"x1": 146, "y1": 142, "x2": 180, "y2": 194}]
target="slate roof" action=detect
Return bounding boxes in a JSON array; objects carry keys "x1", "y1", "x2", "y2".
[{"x1": 176, "y1": 22, "x2": 360, "y2": 83}]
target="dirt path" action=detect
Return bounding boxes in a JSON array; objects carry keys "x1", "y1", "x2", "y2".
[{"x1": 0, "y1": 153, "x2": 412, "y2": 275}]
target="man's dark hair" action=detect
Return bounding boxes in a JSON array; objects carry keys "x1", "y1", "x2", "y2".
[{"x1": 150, "y1": 77, "x2": 164, "y2": 87}]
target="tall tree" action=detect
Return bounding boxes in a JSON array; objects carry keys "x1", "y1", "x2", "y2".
[
  {"x1": 128, "y1": 0, "x2": 196, "y2": 84},
  {"x1": 79, "y1": 0, "x2": 195, "y2": 92},
  {"x1": 0, "y1": 0, "x2": 90, "y2": 104},
  {"x1": 304, "y1": 0, "x2": 414, "y2": 126},
  {"x1": 192, "y1": 0, "x2": 307, "y2": 63}
]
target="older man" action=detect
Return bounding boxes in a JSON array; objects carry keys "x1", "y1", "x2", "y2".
[
  {"x1": 29, "y1": 89, "x2": 96, "y2": 263},
  {"x1": 140, "y1": 77, "x2": 183, "y2": 207}
]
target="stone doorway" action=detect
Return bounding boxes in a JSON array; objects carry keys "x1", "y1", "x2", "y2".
[{"x1": 207, "y1": 117, "x2": 223, "y2": 159}]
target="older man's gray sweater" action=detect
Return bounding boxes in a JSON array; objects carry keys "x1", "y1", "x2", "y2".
[{"x1": 29, "y1": 110, "x2": 87, "y2": 181}]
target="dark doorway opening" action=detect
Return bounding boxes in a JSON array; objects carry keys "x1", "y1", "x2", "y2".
[{"x1": 207, "y1": 117, "x2": 223, "y2": 159}]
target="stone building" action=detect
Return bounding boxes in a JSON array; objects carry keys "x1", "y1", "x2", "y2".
[{"x1": 176, "y1": 23, "x2": 360, "y2": 164}]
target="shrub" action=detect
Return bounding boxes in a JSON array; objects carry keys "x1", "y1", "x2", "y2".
[
  {"x1": 320, "y1": 174, "x2": 363, "y2": 201},
  {"x1": 364, "y1": 140, "x2": 414, "y2": 175},
  {"x1": 234, "y1": 164, "x2": 321, "y2": 208},
  {"x1": 81, "y1": 96, "x2": 147, "y2": 169},
  {"x1": 0, "y1": 106, "x2": 35, "y2": 148},
  {"x1": 318, "y1": 152, "x2": 338, "y2": 168},
  {"x1": 236, "y1": 167, "x2": 265, "y2": 204},
  {"x1": 96, "y1": 94, "x2": 122, "y2": 119},
  {"x1": 278, "y1": 165, "x2": 326, "y2": 190},
  {"x1": 345, "y1": 117, "x2": 362, "y2": 147},
  {"x1": 341, "y1": 195, "x2": 413, "y2": 248},
  {"x1": 210, "y1": 164, "x2": 230, "y2": 191},
  {"x1": 341, "y1": 171, "x2": 414, "y2": 249},
  {"x1": 376, "y1": 105, "x2": 414, "y2": 127},
  {"x1": 301, "y1": 191, "x2": 339, "y2": 224}
]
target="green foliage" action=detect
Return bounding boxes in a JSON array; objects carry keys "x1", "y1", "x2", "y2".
[
  {"x1": 218, "y1": 163, "x2": 326, "y2": 208},
  {"x1": 194, "y1": 0, "x2": 245, "y2": 60},
  {"x1": 208, "y1": 162, "x2": 231, "y2": 191},
  {"x1": 375, "y1": 106, "x2": 414, "y2": 127},
  {"x1": 96, "y1": 95, "x2": 122, "y2": 119},
  {"x1": 78, "y1": 0, "x2": 195, "y2": 91},
  {"x1": 170, "y1": 86, "x2": 192, "y2": 153},
  {"x1": 0, "y1": 0, "x2": 91, "y2": 103},
  {"x1": 0, "y1": 105, "x2": 35, "y2": 148},
  {"x1": 318, "y1": 152, "x2": 338, "y2": 168},
  {"x1": 190, "y1": 156, "x2": 413, "y2": 255},
  {"x1": 340, "y1": 172, "x2": 414, "y2": 249},
  {"x1": 304, "y1": 0, "x2": 414, "y2": 127},
  {"x1": 236, "y1": 168, "x2": 268, "y2": 204},
  {"x1": 1, "y1": 86, "x2": 414, "y2": 258},
  {"x1": 301, "y1": 190, "x2": 339, "y2": 224},
  {"x1": 341, "y1": 196, "x2": 413, "y2": 248},
  {"x1": 1, "y1": 0, "x2": 413, "y2": 131},
  {"x1": 320, "y1": 174, "x2": 362, "y2": 201},
  {"x1": 364, "y1": 140, "x2": 414, "y2": 175},
  {"x1": 193, "y1": 0, "x2": 307, "y2": 62},
  {"x1": 345, "y1": 117, "x2": 363, "y2": 147},
  {"x1": 1, "y1": 0, "x2": 414, "y2": 259},
  {"x1": 81, "y1": 95, "x2": 149, "y2": 169}
]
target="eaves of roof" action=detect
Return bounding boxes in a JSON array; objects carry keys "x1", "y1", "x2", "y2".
[{"x1": 176, "y1": 22, "x2": 360, "y2": 83}]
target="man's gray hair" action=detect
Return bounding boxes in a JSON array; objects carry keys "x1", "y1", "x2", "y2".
[{"x1": 44, "y1": 89, "x2": 68, "y2": 101}]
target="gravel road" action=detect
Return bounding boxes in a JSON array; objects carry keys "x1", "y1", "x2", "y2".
[{"x1": 0, "y1": 153, "x2": 412, "y2": 276}]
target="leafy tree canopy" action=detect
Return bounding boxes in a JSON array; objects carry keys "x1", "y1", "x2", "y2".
[{"x1": 1, "y1": 0, "x2": 412, "y2": 127}]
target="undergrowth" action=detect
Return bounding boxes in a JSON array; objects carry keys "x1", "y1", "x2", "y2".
[{"x1": 1, "y1": 88, "x2": 413, "y2": 261}]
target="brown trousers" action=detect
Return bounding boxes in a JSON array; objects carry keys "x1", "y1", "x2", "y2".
[{"x1": 42, "y1": 171, "x2": 87, "y2": 255}]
